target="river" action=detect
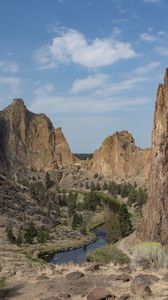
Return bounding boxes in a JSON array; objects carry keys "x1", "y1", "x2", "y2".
[{"x1": 48, "y1": 225, "x2": 107, "y2": 265}]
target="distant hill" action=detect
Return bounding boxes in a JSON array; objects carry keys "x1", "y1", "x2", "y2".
[{"x1": 74, "y1": 153, "x2": 93, "y2": 160}]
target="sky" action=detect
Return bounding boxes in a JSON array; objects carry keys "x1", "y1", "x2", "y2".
[{"x1": 0, "y1": 0, "x2": 168, "y2": 152}]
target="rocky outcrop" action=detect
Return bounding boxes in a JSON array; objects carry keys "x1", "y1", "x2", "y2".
[
  {"x1": 0, "y1": 99, "x2": 75, "y2": 173},
  {"x1": 55, "y1": 127, "x2": 75, "y2": 167},
  {"x1": 90, "y1": 131, "x2": 151, "y2": 185},
  {"x1": 138, "y1": 69, "x2": 168, "y2": 245}
]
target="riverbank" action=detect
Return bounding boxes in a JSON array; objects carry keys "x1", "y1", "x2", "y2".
[{"x1": 1, "y1": 211, "x2": 105, "y2": 262}]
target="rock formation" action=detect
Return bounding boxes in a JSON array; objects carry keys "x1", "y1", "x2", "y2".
[
  {"x1": 0, "y1": 99, "x2": 75, "y2": 174},
  {"x1": 138, "y1": 68, "x2": 168, "y2": 245},
  {"x1": 90, "y1": 131, "x2": 151, "y2": 185}
]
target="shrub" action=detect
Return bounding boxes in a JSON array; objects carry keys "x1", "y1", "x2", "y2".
[
  {"x1": 6, "y1": 226, "x2": 16, "y2": 243},
  {"x1": 68, "y1": 191, "x2": 77, "y2": 216},
  {"x1": 37, "y1": 226, "x2": 49, "y2": 243},
  {"x1": 132, "y1": 242, "x2": 168, "y2": 268},
  {"x1": 72, "y1": 212, "x2": 83, "y2": 229},
  {"x1": 87, "y1": 244, "x2": 130, "y2": 265},
  {"x1": 83, "y1": 192, "x2": 101, "y2": 211},
  {"x1": 45, "y1": 172, "x2": 52, "y2": 189},
  {"x1": 0, "y1": 277, "x2": 5, "y2": 294},
  {"x1": 24, "y1": 223, "x2": 37, "y2": 244},
  {"x1": 94, "y1": 173, "x2": 99, "y2": 179}
]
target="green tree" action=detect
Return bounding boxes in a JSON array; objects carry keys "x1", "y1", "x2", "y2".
[
  {"x1": 45, "y1": 172, "x2": 52, "y2": 189},
  {"x1": 128, "y1": 188, "x2": 137, "y2": 206},
  {"x1": 80, "y1": 224, "x2": 87, "y2": 235},
  {"x1": 16, "y1": 232, "x2": 23, "y2": 246},
  {"x1": 24, "y1": 223, "x2": 37, "y2": 244},
  {"x1": 6, "y1": 226, "x2": 16, "y2": 243},
  {"x1": 135, "y1": 188, "x2": 148, "y2": 212},
  {"x1": 107, "y1": 220, "x2": 121, "y2": 243},
  {"x1": 103, "y1": 182, "x2": 108, "y2": 190},
  {"x1": 37, "y1": 226, "x2": 49, "y2": 243},
  {"x1": 118, "y1": 204, "x2": 132, "y2": 237},
  {"x1": 96, "y1": 182, "x2": 101, "y2": 191},
  {"x1": 68, "y1": 191, "x2": 77, "y2": 216},
  {"x1": 90, "y1": 181, "x2": 96, "y2": 191},
  {"x1": 72, "y1": 212, "x2": 83, "y2": 229}
]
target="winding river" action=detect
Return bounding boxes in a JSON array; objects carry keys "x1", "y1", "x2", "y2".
[{"x1": 48, "y1": 225, "x2": 107, "y2": 265}]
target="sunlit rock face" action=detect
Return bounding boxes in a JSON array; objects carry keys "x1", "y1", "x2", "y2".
[
  {"x1": 138, "y1": 69, "x2": 168, "y2": 246},
  {"x1": 90, "y1": 130, "x2": 151, "y2": 185},
  {"x1": 0, "y1": 99, "x2": 75, "y2": 173}
]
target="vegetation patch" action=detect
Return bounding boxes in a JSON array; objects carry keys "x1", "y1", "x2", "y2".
[
  {"x1": 87, "y1": 244, "x2": 130, "y2": 265},
  {"x1": 87, "y1": 212, "x2": 105, "y2": 230},
  {"x1": 132, "y1": 241, "x2": 168, "y2": 268},
  {"x1": 6, "y1": 223, "x2": 49, "y2": 245},
  {"x1": 0, "y1": 277, "x2": 5, "y2": 295}
]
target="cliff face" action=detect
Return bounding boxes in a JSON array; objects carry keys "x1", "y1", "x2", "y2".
[
  {"x1": 138, "y1": 69, "x2": 168, "y2": 245},
  {"x1": 90, "y1": 131, "x2": 151, "y2": 184},
  {"x1": 0, "y1": 99, "x2": 75, "y2": 173},
  {"x1": 55, "y1": 127, "x2": 75, "y2": 166}
]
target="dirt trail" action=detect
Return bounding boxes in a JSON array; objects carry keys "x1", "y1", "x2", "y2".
[{"x1": 117, "y1": 231, "x2": 137, "y2": 258}]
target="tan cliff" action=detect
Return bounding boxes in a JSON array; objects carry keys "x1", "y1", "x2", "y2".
[
  {"x1": 0, "y1": 99, "x2": 75, "y2": 173},
  {"x1": 90, "y1": 131, "x2": 151, "y2": 185},
  {"x1": 138, "y1": 69, "x2": 168, "y2": 245}
]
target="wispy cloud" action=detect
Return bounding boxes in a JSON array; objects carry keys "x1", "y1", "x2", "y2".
[
  {"x1": 135, "y1": 61, "x2": 160, "y2": 74},
  {"x1": 155, "y1": 46, "x2": 168, "y2": 55},
  {"x1": 140, "y1": 32, "x2": 158, "y2": 42},
  {"x1": 71, "y1": 73, "x2": 110, "y2": 94},
  {"x1": 144, "y1": 0, "x2": 161, "y2": 3},
  {"x1": 30, "y1": 68, "x2": 152, "y2": 117},
  {"x1": 35, "y1": 28, "x2": 136, "y2": 69},
  {"x1": 0, "y1": 61, "x2": 19, "y2": 73},
  {"x1": 30, "y1": 85, "x2": 147, "y2": 116}
]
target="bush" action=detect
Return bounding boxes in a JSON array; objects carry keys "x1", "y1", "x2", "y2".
[
  {"x1": 6, "y1": 226, "x2": 16, "y2": 243},
  {"x1": 0, "y1": 277, "x2": 5, "y2": 294},
  {"x1": 37, "y1": 226, "x2": 49, "y2": 243},
  {"x1": 68, "y1": 191, "x2": 77, "y2": 216},
  {"x1": 72, "y1": 212, "x2": 83, "y2": 229},
  {"x1": 83, "y1": 192, "x2": 101, "y2": 211},
  {"x1": 87, "y1": 244, "x2": 130, "y2": 265},
  {"x1": 24, "y1": 223, "x2": 37, "y2": 244},
  {"x1": 132, "y1": 242, "x2": 168, "y2": 268}
]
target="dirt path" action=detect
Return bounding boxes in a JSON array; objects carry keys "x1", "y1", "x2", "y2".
[{"x1": 117, "y1": 231, "x2": 137, "y2": 258}]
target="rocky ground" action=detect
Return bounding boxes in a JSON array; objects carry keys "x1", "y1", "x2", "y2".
[{"x1": 1, "y1": 239, "x2": 168, "y2": 300}]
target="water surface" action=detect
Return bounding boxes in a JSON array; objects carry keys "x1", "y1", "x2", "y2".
[{"x1": 49, "y1": 225, "x2": 107, "y2": 264}]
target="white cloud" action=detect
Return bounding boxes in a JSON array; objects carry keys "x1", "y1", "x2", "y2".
[
  {"x1": 30, "y1": 71, "x2": 150, "y2": 117},
  {"x1": 155, "y1": 46, "x2": 168, "y2": 56},
  {"x1": 0, "y1": 61, "x2": 19, "y2": 73},
  {"x1": 140, "y1": 32, "x2": 157, "y2": 42},
  {"x1": 135, "y1": 62, "x2": 160, "y2": 74},
  {"x1": 30, "y1": 88, "x2": 147, "y2": 116},
  {"x1": 35, "y1": 28, "x2": 136, "y2": 69},
  {"x1": 144, "y1": 0, "x2": 161, "y2": 3},
  {"x1": 71, "y1": 73, "x2": 110, "y2": 93},
  {"x1": 93, "y1": 76, "x2": 148, "y2": 98},
  {"x1": 111, "y1": 26, "x2": 123, "y2": 38}
]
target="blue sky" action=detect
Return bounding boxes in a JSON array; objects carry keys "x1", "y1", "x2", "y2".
[{"x1": 0, "y1": 0, "x2": 168, "y2": 152}]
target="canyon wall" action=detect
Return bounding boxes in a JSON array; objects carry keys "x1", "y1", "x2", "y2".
[
  {"x1": 90, "y1": 131, "x2": 151, "y2": 185},
  {"x1": 138, "y1": 69, "x2": 168, "y2": 245},
  {"x1": 0, "y1": 99, "x2": 75, "y2": 173}
]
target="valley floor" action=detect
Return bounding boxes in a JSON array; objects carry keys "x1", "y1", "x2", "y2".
[{"x1": 1, "y1": 238, "x2": 168, "y2": 300}]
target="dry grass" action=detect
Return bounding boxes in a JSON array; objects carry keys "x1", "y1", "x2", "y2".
[{"x1": 132, "y1": 241, "x2": 168, "y2": 268}]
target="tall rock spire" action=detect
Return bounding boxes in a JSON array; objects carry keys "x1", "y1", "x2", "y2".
[{"x1": 137, "y1": 68, "x2": 168, "y2": 246}]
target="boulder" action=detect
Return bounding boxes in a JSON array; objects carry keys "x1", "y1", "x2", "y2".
[
  {"x1": 66, "y1": 271, "x2": 84, "y2": 281},
  {"x1": 87, "y1": 288, "x2": 116, "y2": 300}
]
